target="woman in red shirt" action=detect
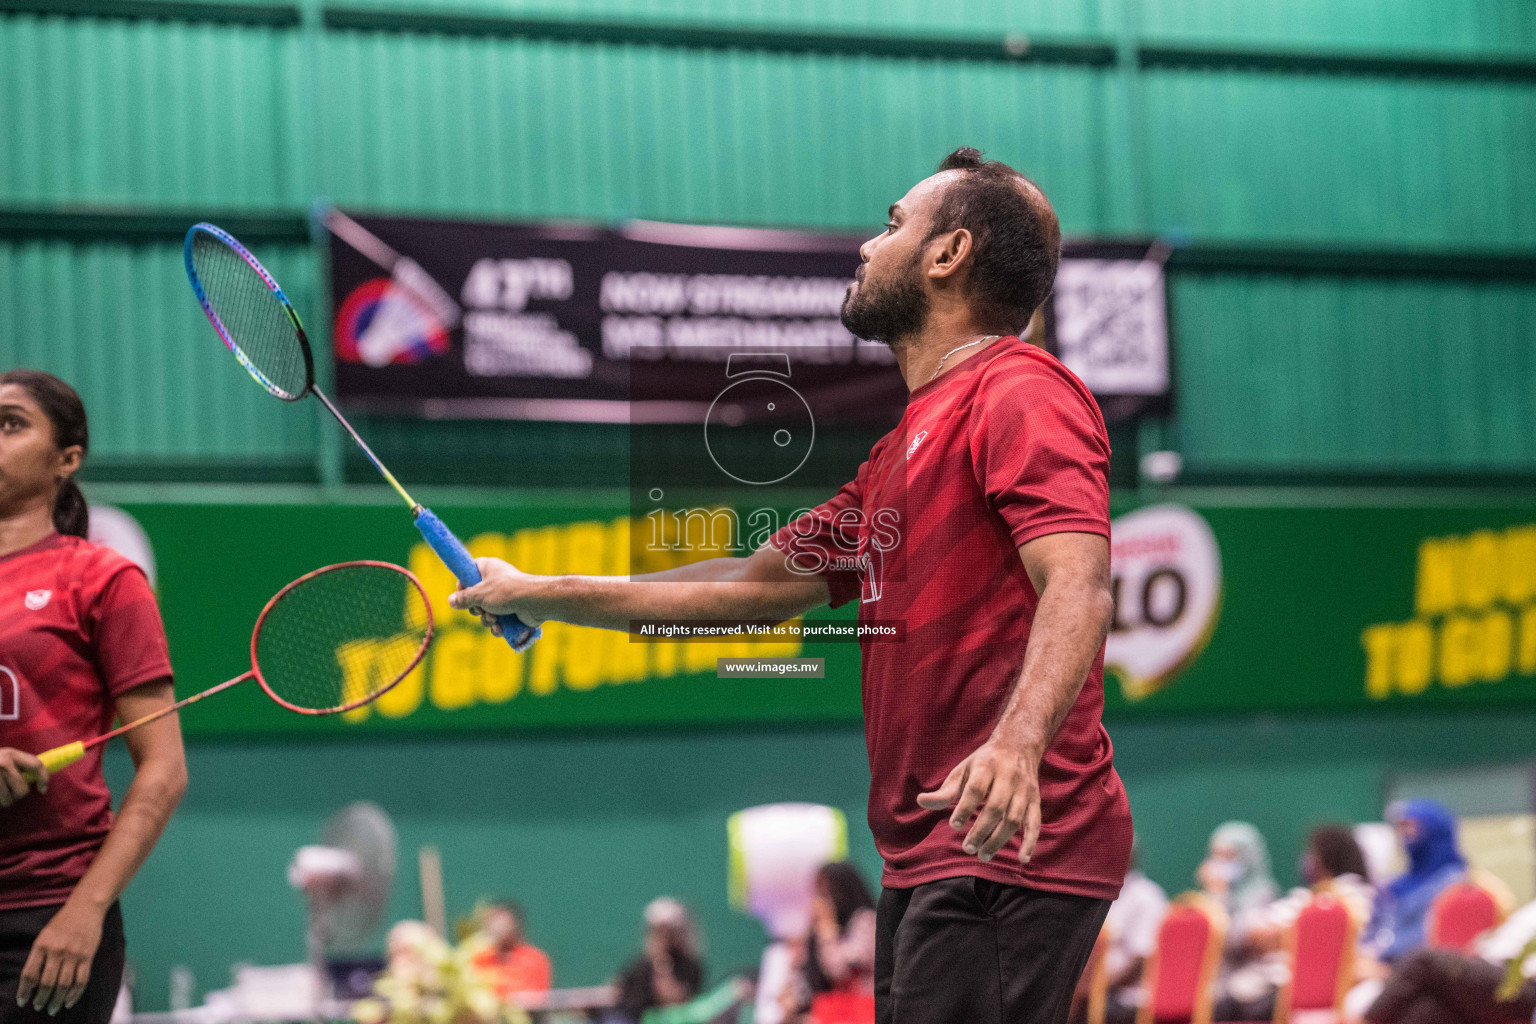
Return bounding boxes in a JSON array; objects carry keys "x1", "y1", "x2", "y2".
[{"x1": 0, "y1": 370, "x2": 187, "y2": 1023}]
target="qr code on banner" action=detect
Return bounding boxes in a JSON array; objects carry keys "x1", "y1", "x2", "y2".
[{"x1": 1051, "y1": 259, "x2": 1170, "y2": 396}]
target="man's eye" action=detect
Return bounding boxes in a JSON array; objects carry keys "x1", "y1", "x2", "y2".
[{"x1": 883, "y1": 222, "x2": 897, "y2": 232}]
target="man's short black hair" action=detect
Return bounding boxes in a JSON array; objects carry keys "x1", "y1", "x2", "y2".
[{"x1": 929, "y1": 147, "x2": 1061, "y2": 334}]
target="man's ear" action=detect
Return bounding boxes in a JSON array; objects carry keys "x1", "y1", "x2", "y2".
[{"x1": 926, "y1": 228, "x2": 973, "y2": 281}]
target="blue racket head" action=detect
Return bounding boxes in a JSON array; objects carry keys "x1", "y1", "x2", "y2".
[{"x1": 185, "y1": 222, "x2": 315, "y2": 402}]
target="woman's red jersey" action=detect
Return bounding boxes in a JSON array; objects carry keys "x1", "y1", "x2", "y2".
[{"x1": 0, "y1": 533, "x2": 173, "y2": 910}]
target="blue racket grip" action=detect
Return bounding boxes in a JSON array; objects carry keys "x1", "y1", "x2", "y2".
[{"x1": 414, "y1": 506, "x2": 540, "y2": 652}]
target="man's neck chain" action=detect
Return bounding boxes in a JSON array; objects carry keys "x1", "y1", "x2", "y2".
[{"x1": 927, "y1": 335, "x2": 1001, "y2": 385}]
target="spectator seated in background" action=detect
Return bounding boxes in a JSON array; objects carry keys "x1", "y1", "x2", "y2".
[
  {"x1": 1343, "y1": 800, "x2": 1468, "y2": 1020},
  {"x1": 779, "y1": 861, "x2": 878, "y2": 1023},
  {"x1": 1200, "y1": 821, "x2": 1284, "y2": 1022},
  {"x1": 1364, "y1": 801, "x2": 1467, "y2": 968},
  {"x1": 1070, "y1": 839, "x2": 1168, "y2": 1024},
  {"x1": 467, "y1": 899, "x2": 552, "y2": 1002},
  {"x1": 1363, "y1": 895, "x2": 1536, "y2": 1024},
  {"x1": 610, "y1": 897, "x2": 705, "y2": 1024},
  {"x1": 1249, "y1": 824, "x2": 1376, "y2": 952}
]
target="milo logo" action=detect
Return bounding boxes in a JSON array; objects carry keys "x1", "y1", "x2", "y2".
[{"x1": 1105, "y1": 504, "x2": 1223, "y2": 701}]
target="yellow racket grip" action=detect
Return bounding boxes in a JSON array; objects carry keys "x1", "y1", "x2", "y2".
[{"x1": 37, "y1": 742, "x2": 86, "y2": 775}]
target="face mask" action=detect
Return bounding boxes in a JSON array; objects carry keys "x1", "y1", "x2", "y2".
[{"x1": 1205, "y1": 859, "x2": 1242, "y2": 883}]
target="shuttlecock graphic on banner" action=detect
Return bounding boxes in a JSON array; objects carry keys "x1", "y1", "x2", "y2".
[
  {"x1": 335, "y1": 275, "x2": 454, "y2": 367},
  {"x1": 1104, "y1": 504, "x2": 1223, "y2": 701},
  {"x1": 327, "y1": 208, "x2": 462, "y2": 368}
]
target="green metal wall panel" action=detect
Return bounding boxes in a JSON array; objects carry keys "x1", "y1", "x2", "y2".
[
  {"x1": 1138, "y1": 0, "x2": 1536, "y2": 53},
  {"x1": 0, "y1": 240, "x2": 320, "y2": 463},
  {"x1": 318, "y1": 0, "x2": 1102, "y2": 36},
  {"x1": 315, "y1": 35, "x2": 1109, "y2": 231},
  {"x1": 2, "y1": 2, "x2": 1535, "y2": 478},
  {"x1": 1143, "y1": 70, "x2": 1536, "y2": 246},
  {"x1": 1170, "y1": 273, "x2": 1536, "y2": 472},
  {"x1": 0, "y1": 15, "x2": 304, "y2": 207}
]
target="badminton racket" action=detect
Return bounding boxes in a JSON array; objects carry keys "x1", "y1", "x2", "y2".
[
  {"x1": 28, "y1": 560, "x2": 434, "y2": 777},
  {"x1": 183, "y1": 222, "x2": 539, "y2": 651}
]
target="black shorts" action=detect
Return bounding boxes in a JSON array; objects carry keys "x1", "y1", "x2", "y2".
[
  {"x1": 0, "y1": 903, "x2": 125, "y2": 1024},
  {"x1": 876, "y1": 877, "x2": 1109, "y2": 1024}
]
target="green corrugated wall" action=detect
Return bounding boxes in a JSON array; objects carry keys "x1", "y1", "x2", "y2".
[
  {"x1": 0, "y1": 240, "x2": 320, "y2": 463},
  {"x1": 1, "y1": 0, "x2": 1534, "y2": 479},
  {"x1": 326, "y1": 0, "x2": 1101, "y2": 34},
  {"x1": 1171, "y1": 274, "x2": 1536, "y2": 472},
  {"x1": 317, "y1": 42, "x2": 1105, "y2": 226},
  {"x1": 1138, "y1": 0, "x2": 1536, "y2": 50},
  {"x1": 1142, "y1": 73, "x2": 1536, "y2": 246}
]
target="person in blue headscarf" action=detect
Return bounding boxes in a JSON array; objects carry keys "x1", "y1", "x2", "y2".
[{"x1": 1365, "y1": 799, "x2": 1467, "y2": 963}]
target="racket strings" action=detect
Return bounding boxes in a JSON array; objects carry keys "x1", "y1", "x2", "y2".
[
  {"x1": 190, "y1": 231, "x2": 310, "y2": 400},
  {"x1": 253, "y1": 563, "x2": 431, "y2": 713}
]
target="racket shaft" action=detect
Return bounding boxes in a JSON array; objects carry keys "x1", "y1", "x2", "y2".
[
  {"x1": 306, "y1": 387, "x2": 536, "y2": 651},
  {"x1": 414, "y1": 507, "x2": 539, "y2": 651},
  {"x1": 311, "y1": 387, "x2": 416, "y2": 509},
  {"x1": 24, "y1": 673, "x2": 253, "y2": 779}
]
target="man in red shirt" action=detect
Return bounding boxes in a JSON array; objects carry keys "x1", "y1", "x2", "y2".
[
  {"x1": 452, "y1": 148, "x2": 1132, "y2": 1024},
  {"x1": 467, "y1": 901, "x2": 552, "y2": 1002}
]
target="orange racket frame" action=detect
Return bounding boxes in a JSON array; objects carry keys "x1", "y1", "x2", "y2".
[{"x1": 30, "y1": 560, "x2": 432, "y2": 776}]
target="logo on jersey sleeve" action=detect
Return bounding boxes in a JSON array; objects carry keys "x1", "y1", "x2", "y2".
[
  {"x1": 0, "y1": 666, "x2": 18, "y2": 720},
  {"x1": 905, "y1": 430, "x2": 929, "y2": 460},
  {"x1": 24, "y1": 590, "x2": 51, "y2": 611}
]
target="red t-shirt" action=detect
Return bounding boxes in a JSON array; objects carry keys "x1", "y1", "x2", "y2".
[
  {"x1": 470, "y1": 942, "x2": 553, "y2": 998},
  {"x1": 0, "y1": 533, "x2": 174, "y2": 910},
  {"x1": 772, "y1": 337, "x2": 1132, "y2": 899}
]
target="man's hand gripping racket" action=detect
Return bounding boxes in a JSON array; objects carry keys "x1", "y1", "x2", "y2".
[
  {"x1": 183, "y1": 222, "x2": 539, "y2": 651},
  {"x1": 27, "y1": 561, "x2": 433, "y2": 778}
]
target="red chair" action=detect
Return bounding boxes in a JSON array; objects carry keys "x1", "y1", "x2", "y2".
[
  {"x1": 1427, "y1": 880, "x2": 1502, "y2": 952},
  {"x1": 1271, "y1": 893, "x2": 1355, "y2": 1024},
  {"x1": 1136, "y1": 895, "x2": 1226, "y2": 1024},
  {"x1": 808, "y1": 992, "x2": 875, "y2": 1024}
]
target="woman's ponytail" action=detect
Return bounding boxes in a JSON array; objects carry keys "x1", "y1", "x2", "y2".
[{"x1": 53, "y1": 477, "x2": 90, "y2": 538}]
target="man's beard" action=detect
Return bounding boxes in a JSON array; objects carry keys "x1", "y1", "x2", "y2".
[{"x1": 840, "y1": 254, "x2": 929, "y2": 347}]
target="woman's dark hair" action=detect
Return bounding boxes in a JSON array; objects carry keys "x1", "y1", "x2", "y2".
[
  {"x1": 0, "y1": 369, "x2": 90, "y2": 538},
  {"x1": 1308, "y1": 824, "x2": 1369, "y2": 880},
  {"x1": 803, "y1": 861, "x2": 875, "y2": 996},
  {"x1": 929, "y1": 146, "x2": 1062, "y2": 334},
  {"x1": 817, "y1": 860, "x2": 875, "y2": 930}
]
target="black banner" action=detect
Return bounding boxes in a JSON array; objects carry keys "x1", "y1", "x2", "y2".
[{"x1": 325, "y1": 211, "x2": 1169, "y2": 424}]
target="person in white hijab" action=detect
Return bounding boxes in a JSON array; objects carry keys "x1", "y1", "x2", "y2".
[{"x1": 1198, "y1": 822, "x2": 1283, "y2": 1021}]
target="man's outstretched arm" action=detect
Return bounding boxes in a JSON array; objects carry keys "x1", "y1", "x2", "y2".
[{"x1": 447, "y1": 542, "x2": 829, "y2": 633}]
